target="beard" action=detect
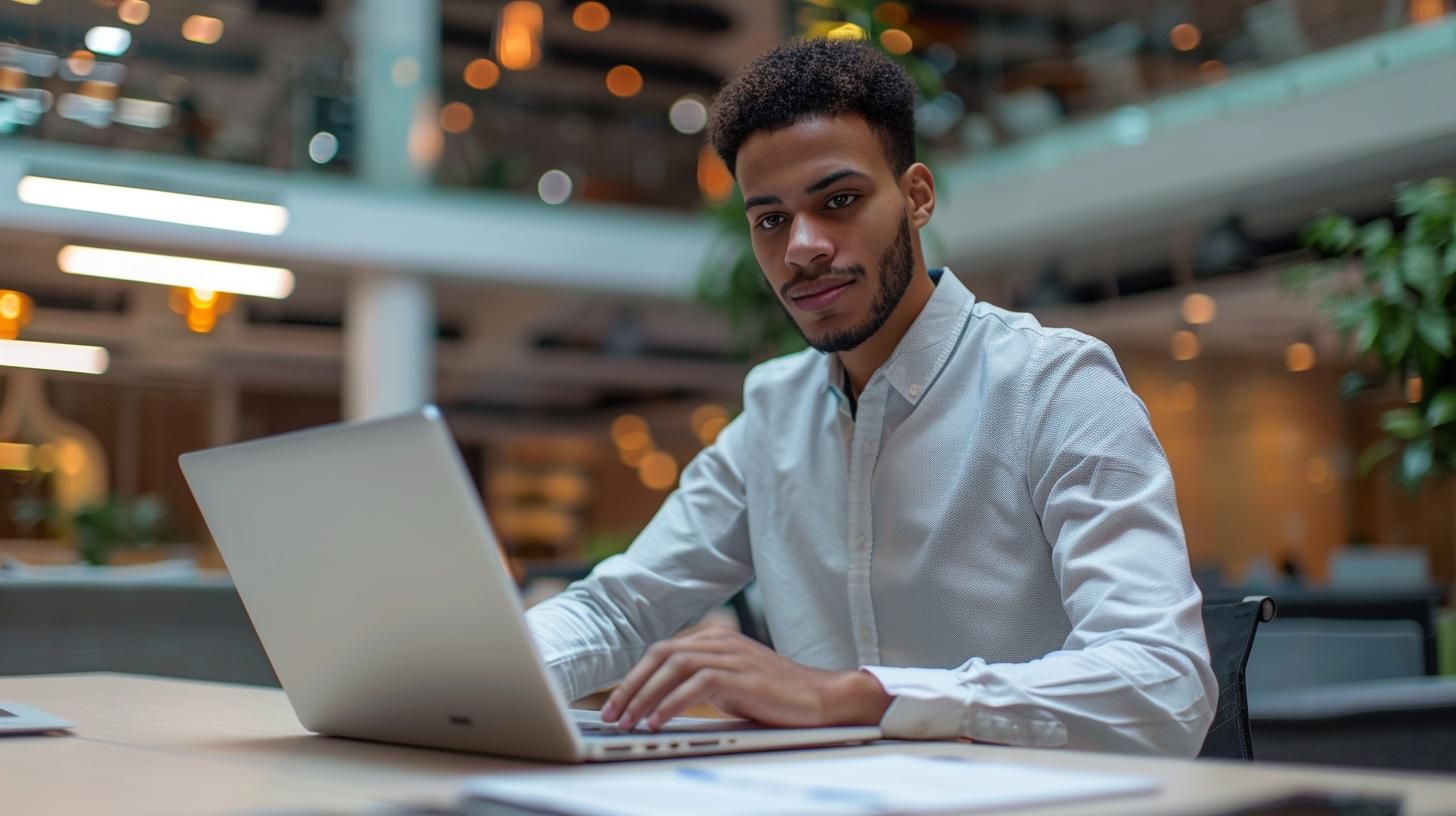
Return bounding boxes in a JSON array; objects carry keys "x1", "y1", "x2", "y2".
[{"x1": 778, "y1": 215, "x2": 915, "y2": 354}]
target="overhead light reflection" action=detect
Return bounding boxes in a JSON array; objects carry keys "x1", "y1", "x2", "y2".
[
  {"x1": 18, "y1": 176, "x2": 288, "y2": 235},
  {"x1": 181, "y1": 15, "x2": 224, "y2": 45},
  {"x1": 0, "y1": 339, "x2": 109, "y2": 375},
  {"x1": 58, "y1": 245, "x2": 295, "y2": 299}
]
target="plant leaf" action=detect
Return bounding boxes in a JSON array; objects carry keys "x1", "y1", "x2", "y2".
[
  {"x1": 1354, "y1": 302, "x2": 1382, "y2": 355},
  {"x1": 1415, "y1": 305, "x2": 1454, "y2": 356},
  {"x1": 1428, "y1": 387, "x2": 1456, "y2": 427},
  {"x1": 1357, "y1": 438, "x2": 1398, "y2": 477},
  {"x1": 1302, "y1": 212, "x2": 1356, "y2": 255},
  {"x1": 1400, "y1": 436, "x2": 1434, "y2": 493},
  {"x1": 1402, "y1": 244, "x2": 1441, "y2": 301},
  {"x1": 1381, "y1": 407, "x2": 1427, "y2": 439},
  {"x1": 1339, "y1": 371, "x2": 1373, "y2": 399},
  {"x1": 1359, "y1": 218, "x2": 1393, "y2": 256},
  {"x1": 1379, "y1": 311, "x2": 1414, "y2": 368}
]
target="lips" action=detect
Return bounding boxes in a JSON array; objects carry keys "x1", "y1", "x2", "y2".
[{"x1": 788, "y1": 278, "x2": 855, "y2": 312}]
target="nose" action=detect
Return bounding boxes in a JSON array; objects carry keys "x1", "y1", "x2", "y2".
[{"x1": 784, "y1": 214, "x2": 833, "y2": 273}]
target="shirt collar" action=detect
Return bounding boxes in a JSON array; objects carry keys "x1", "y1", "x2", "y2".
[{"x1": 823, "y1": 267, "x2": 976, "y2": 408}]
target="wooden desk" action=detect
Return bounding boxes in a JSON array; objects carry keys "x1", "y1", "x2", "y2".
[{"x1": 4, "y1": 674, "x2": 1455, "y2": 816}]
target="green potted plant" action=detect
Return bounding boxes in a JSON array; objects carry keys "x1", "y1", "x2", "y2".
[
  {"x1": 10, "y1": 489, "x2": 170, "y2": 566},
  {"x1": 1287, "y1": 178, "x2": 1456, "y2": 492}
]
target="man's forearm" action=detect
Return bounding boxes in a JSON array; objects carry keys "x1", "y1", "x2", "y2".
[{"x1": 823, "y1": 669, "x2": 894, "y2": 726}]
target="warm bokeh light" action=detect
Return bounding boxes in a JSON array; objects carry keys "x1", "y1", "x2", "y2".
[
  {"x1": 0, "y1": 66, "x2": 23, "y2": 92},
  {"x1": 80, "y1": 80, "x2": 119, "y2": 101},
  {"x1": 181, "y1": 15, "x2": 224, "y2": 45},
  {"x1": 118, "y1": 0, "x2": 150, "y2": 25},
  {"x1": 1181, "y1": 293, "x2": 1217, "y2": 325},
  {"x1": 616, "y1": 429, "x2": 651, "y2": 453},
  {"x1": 67, "y1": 50, "x2": 95, "y2": 77},
  {"x1": 1285, "y1": 342, "x2": 1316, "y2": 372},
  {"x1": 439, "y1": 101, "x2": 474, "y2": 134},
  {"x1": 605, "y1": 65, "x2": 643, "y2": 98},
  {"x1": 540, "y1": 472, "x2": 590, "y2": 505},
  {"x1": 1407, "y1": 376, "x2": 1424, "y2": 403},
  {"x1": 873, "y1": 2, "x2": 910, "y2": 26},
  {"x1": 1171, "y1": 329, "x2": 1201, "y2": 361},
  {"x1": 1411, "y1": 0, "x2": 1449, "y2": 24},
  {"x1": 690, "y1": 404, "x2": 727, "y2": 435},
  {"x1": 0, "y1": 442, "x2": 34, "y2": 472},
  {"x1": 464, "y1": 58, "x2": 501, "y2": 90},
  {"x1": 1199, "y1": 60, "x2": 1227, "y2": 82},
  {"x1": 573, "y1": 1, "x2": 611, "y2": 32},
  {"x1": 697, "y1": 147, "x2": 734, "y2": 203},
  {"x1": 0, "y1": 290, "x2": 34, "y2": 340},
  {"x1": 1170, "y1": 23, "x2": 1202, "y2": 51},
  {"x1": 826, "y1": 22, "x2": 868, "y2": 40},
  {"x1": 611, "y1": 414, "x2": 648, "y2": 446},
  {"x1": 879, "y1": 28, "x2": 913, "y2": 55},
  {"x1": 498, "y1": 1, "x2": 543, "y2": 71},
  {"x1": 639, "y1": 451, "x2": 679, "y2": 491},
  {"x1": 697, "y1": 416, "x2": 728, "y2": 446}
]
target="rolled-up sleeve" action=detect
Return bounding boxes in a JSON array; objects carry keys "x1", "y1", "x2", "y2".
[
  {"x1": 865, "y1": 336, "x2": 1217, "y2": 756},
  {"x1": 525, "y1": 413, "x2": 755, "y2": 702}
]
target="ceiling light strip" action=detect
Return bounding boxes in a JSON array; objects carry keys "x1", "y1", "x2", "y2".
[
  {"x1": 17, "y1": 176, "x2": 288, "y2": 235},
  {"x1": 0, "y1": 338, "x2": 110, "y2": 375},
  {"x1": 58, "y1": 245, "x2": 295, "y2": 299}
]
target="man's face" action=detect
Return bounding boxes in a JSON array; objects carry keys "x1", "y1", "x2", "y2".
[{"x1": 735, "y1": 114, "x2": 915, "y2": 354}]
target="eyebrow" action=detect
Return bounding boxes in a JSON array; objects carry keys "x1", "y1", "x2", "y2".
[{"x1": 743, "y1": 168, "x2": 870, "y2": 211}]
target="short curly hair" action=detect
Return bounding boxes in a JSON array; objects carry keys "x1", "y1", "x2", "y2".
[{"x1": 708, "y1": 38, "x2": 918, "y2": 177}]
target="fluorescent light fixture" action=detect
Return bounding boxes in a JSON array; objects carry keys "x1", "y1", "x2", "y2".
[
  {"x1": 17, "y1": 176, "x2": 288, "y2": 235},
  {"x1": 114, "y1": 97, "x2": 172, "y2": 128},
  {"x1": 58, "y1": 246, "x2": 295, "y2": 299},
  {"x1": 85, "y1": 26, "x2": 132, "y2": 56},
  {"x1": 0, "y1": 442, "x2": 34, "y2": 471},
  {"x1": 0, "y1": 339, "x2": 109, "y2": 375}
]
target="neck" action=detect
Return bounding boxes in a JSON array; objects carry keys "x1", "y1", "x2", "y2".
[{"x1": 837, "y1": 266, "x2": 936, "y2": 399}]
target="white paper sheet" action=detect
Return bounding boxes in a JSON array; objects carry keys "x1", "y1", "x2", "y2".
[{"x1": 465, "y1": 753, "x2": 1161, "y2": 816}]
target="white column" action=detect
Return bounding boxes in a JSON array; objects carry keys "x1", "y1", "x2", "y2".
[
  {"x1": 345, "y1": 274, "x2": 434, "y2": 420},
  {"x1": 344, "y1": 0, "x2": 439, "y2": 421}
]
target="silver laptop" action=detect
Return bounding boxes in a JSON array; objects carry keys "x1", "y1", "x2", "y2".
[{"x1": 178, "y1": 407, "x2": 881, "y2": 762}]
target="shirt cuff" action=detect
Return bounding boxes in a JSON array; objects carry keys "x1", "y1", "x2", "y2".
[
  {"x1": 861, "y1": 665, "x2": 972, "y2": 740},
  {"x1": 861, "y1": 665, "x2": 1070, "y2": 748}
]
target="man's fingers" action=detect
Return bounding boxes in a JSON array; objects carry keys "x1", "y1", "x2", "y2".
[
  {"x1": 617, "y1": 652, "x2": 736, "y2": 730},
  {"x1": 602, "y1": 641, "x2": 676, "y2": 722},
  {"x1": 602, "y1": 633, "x2": 751, "y2": 722},
  {"x1": 644, "y1": 669, "x2": 728, "y2": 730}
]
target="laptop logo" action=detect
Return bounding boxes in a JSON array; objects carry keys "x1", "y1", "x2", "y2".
[{"x1": 448, "y1": 715, "x2": 473, "y2": 726}]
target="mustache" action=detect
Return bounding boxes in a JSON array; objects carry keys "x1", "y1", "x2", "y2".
[{"x1": 779, "y1": 264, "x2": 866, "y2": 302}]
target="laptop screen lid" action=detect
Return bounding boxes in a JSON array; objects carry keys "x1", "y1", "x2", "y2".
[{"x1": 179, "y1": 407, "x2": 586, "y2": 761}]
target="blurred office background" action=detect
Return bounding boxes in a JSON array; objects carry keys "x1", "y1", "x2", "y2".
[{"x1": 2, "y1": 0, "x2": 1456, "y2": 771}]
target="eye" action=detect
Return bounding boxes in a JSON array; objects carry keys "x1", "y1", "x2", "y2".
[
  {"x1": 755, "y1": 213, "x2": 787, "y2": 231},
  {"x1": 825, "y1": 192, "x2": 858, "y2": 210}
]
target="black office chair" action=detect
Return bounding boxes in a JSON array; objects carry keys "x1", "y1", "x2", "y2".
[{"x1": 1198, "y1": 595, "x2": 1277, "y2": 760}]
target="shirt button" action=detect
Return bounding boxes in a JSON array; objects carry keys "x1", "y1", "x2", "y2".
[
  {"x1": 859, "y1": 627, "x2": 872, "y2": 639},
  {"x1": 908, "y1": 383, "x2": 922, "y2": 398}
]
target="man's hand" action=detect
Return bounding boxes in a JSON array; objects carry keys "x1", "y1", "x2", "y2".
[{"x1": 599, "y1": 628, "x2": 892, "y2": 731}]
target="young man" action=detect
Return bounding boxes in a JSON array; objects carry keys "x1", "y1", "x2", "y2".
[{"x1": 525, "y1": 39, "x2": 1216, "y2": 756}]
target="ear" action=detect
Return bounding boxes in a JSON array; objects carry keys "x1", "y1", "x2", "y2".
[{"x1": 901, "y1": 163, "x2": 936, "y2": 230}]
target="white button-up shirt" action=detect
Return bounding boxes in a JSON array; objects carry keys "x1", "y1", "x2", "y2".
[{"x1": 526, "y1": 269, "x2": 1217, "y2": 756}]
